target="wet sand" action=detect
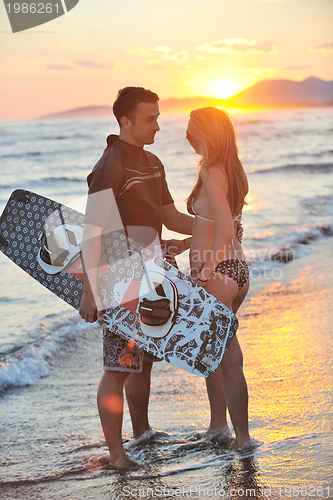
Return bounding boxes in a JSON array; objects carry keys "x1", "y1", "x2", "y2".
[
  {"x1": 238, "y1": 236, "x2": 333, "y2": 493},
  {"x1": 1, "y1": 237, "x2": 332, "y2": 500}
]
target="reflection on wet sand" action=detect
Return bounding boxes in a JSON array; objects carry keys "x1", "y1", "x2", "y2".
[
  {"x1": 108, "y1": 452, "x2": 265, "y2": 500},
  {"x1": 240, "y1": 243, "x2": 333, "y2": 488},
  {"x1": 103, "y1": 243, "x2": 333, "y2": 499}
]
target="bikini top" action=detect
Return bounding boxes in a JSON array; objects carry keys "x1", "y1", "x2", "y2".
[
  {"x1": 189, "y1": 201, "x2": 245, "y2": 265},
  {"x1": 189, "y1": 201, "x2": 242, "y2": 223}
]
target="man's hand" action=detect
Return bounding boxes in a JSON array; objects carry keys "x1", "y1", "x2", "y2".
[
  {"x1": 79, "y1": 289, "x2": 102, "y2": 323},
  {"x1": 236, "y1": 222, "x2": 244, "y2": 243},
  {"x1": 79, "y1": 223, "x2": 103, "y2": 323},
  {"x1": 165, "y1": 238, "x2": 191, "y2": 256}
]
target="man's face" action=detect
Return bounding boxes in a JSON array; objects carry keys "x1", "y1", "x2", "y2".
[{"x1": 127, "y1": 102, "x2": 160, "y2": 146}]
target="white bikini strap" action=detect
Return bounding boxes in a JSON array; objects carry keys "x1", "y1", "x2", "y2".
[
  {"x1": 233, "y1": 214, "x2": 242, "y2": 223},
  {"x1": 191, "y1": 202, "x2": 214, "y2": 222}
]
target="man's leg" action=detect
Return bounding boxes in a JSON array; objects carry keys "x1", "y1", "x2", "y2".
[
  {"x1": 97, "y1": 370, "x2": 136, "y2": 468},
  {"x1": 125, "y1": 360, "x2": 153, "y2": 438},
  {"x1": 100, "y1": 328, "x2": 144, "y2": 467}
]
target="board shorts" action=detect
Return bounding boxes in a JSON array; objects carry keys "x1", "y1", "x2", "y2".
[{"x1": 103, "y1": 328, "x2": 162, "y2": 372}]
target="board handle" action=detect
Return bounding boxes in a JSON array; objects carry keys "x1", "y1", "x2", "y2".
[{"x1": 0, "y1": 234, "x2": 9, "y2": 247}]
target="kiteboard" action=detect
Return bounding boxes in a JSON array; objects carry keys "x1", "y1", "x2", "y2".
[{"x1": 0, "y1": 189, "x2": 238, "y2": 377}]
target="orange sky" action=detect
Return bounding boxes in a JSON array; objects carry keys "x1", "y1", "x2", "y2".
[{"x1": 0, "y1": 0, "x2": 332, "y2": 121}]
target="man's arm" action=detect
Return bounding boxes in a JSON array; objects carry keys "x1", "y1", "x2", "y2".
[
  {"x1": 79, "y1": 223, "x2": 103, "y2": 323},
  {"x1": 161, "y1": 203, "x2": 193, "y2": 256},
  {"x1": 162, "y1": 203, "x2": 193, "y2": 234}
]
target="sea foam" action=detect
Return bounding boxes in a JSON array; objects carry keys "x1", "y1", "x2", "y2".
[{"x1": 0, "y1": 317, "x2": 99, "y2": 392}]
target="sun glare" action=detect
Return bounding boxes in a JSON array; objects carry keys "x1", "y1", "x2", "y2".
[{"x1": 215, "y1": 80, "x2": 238, "y2": 99}]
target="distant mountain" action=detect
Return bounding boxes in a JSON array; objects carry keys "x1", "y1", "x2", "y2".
[
  {"x1": 40, "y1": 105, "x2": 113, "y2": 119},
  {"x1": 159, "y1": 97, "x2": 227, "y2": 113},
  {"x1": 160, "y1": 77, "x2": 333, "y2": 112},
  {"x1": 226, "y1": 77, "x2": 333, "y2": 107},
  {"x1": 37, "y1": 78, "x2": 333, "y2": 119}
]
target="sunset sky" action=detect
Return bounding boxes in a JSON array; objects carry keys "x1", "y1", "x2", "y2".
[{"x1": 0, "y1": 0, "x2": 332, "y2": 121}]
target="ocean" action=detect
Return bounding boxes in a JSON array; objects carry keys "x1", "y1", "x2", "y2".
[{"x1": 0, "y1": 107, "x2": 332, "y2": 499}]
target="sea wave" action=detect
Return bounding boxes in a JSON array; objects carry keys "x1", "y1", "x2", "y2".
[
  {"x1": 0, "y1": 152, "x2": 42, "y2": 159},
  {"x1": 236, "y1": 118, "x2": 269, "y2": 125},
  {"x1": 25, "y1": 133, "x2": 92, "y2": 141},
  {"x1": 245, "y1": 223, "x2": 333, "y2": 277},
  {"x1": 0, "y1": 318, "x2": 99, "y2": 392},
  {"x1": 32, "y1": 176, "x2": 85, "y2": 183},
  {"x1": 0, "y1": 148, "x2": 90, "y2": 159},
  {"x1": 249, "y1": 162, "x2": 333, "y2": 175},
  {"x1": 0, "y1": 153, "x2": 26, "y2": 159}
]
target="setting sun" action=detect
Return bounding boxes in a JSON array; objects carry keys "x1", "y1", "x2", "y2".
[{"x1": 214, "y1": 80, "x2": 239, "y2": 99}]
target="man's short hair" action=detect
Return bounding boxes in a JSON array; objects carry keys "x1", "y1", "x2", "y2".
[{"x1": 113, "y1": 87, "x2": 159, "y2": 126}]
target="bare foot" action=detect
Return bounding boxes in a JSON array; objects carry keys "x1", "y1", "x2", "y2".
[
  {"x1": 110, "y1": 453, "x2": 138, "y2": 470},
  {"x1": 231, "y1": 438, "x2": 256, "y2": 451},
  {"x1": 132, "y1": 425, "x2": 153, "y2": 440},
  {"x1": 204, "y1": 425, "x2": 232, "y2": 439},
  {"x1": 129, "y1": 429, "x2": 169, "y2": 446},
  {"x1": 86, "y1": 453, "x2": 110, "y2": 469}
]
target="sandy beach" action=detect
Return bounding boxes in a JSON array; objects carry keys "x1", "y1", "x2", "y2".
[
  {"x1": 2, "y1": 236, "x2": 332, "y2": 500},
  {"x1": 239, "y1": 236, "x2": 333, "y2": 492},
  {"x1": 1, "y1": 110, "x2": 333, "y2": 498}
]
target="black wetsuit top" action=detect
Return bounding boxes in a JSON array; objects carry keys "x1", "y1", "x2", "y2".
[{"x1": 85, "y1": 135, "x2": 173, "y2": 242}]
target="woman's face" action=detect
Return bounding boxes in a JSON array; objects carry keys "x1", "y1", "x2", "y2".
[{"x1": 186, "y1": 119, "x2": 203, "y2": 155}]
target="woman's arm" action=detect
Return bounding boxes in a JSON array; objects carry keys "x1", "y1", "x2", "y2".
[{"x1": 196, "y1": 166, "x2": 234, "y2": 283}]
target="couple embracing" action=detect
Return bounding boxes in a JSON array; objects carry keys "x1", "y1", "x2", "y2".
[{"x1": 79, "y1": 86, "x2": 253, "y2": 469}]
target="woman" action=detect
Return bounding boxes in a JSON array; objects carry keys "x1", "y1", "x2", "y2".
[{"x1": 186, "y1": 107, "x2": 252, "y2": 449}]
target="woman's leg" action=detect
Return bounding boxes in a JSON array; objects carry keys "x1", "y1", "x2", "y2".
[
  {"x1": 232, "y1": 279, "x2": 250, "y2": 315},
  {"x1": 220, "y1": 335, "x2": 252, "y2": 448},
  {"x1": 204, "y1": 278, "x2": 250, "y2": 437},
  {"x1": 203, "y1": 274, "x2": 237, "y2": 437},
  {"x1": 204, "y1": 364, "x2": 231, "y2": 437},
  {"x1": 205, "y1": 275, "x2": 252, "y2": 447}
]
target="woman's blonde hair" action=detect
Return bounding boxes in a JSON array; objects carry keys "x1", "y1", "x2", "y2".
[{"x1": 186, "y1": 107, "x2": 248, "y2": 216}]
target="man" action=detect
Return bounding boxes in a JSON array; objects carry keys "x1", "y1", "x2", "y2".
[{"x1": 79, "y1": 87, "x2": 193, "y2": 469}]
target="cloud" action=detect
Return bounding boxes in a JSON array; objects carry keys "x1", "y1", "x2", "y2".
[
  {"x1": 128, "y1": 46, "x2": 172, "y2": 57},
  {"x1": 47, "y1": 60, "x2": 114, "y2": 71},
  {"x1": 197, "y1": 39, "x2": 277, "y2": 55},
  {"x1": 75, "y1": 60, "x2": 113, "y2": 69},
  {"x1": 164, "y1": 51, "x2": 189, "y2": 63},
  {"x1": 47, "y1": 63, "x2": 72, "y2": 70},
  {"x1": 233, "y1": 67, "x2": 277, "y2": 76},
  {"x1": 282, "y1": 65, "x2": 312, "y2": 71},
  {"x1": 309, "y1": 42, "x2": 333, "y2": 53},
  {"x1": 127, "y1": 46, "x2": 189, "y2": 64},
  {"x1": 146, "y1": 60, "x2": 168, "y2": 70}
]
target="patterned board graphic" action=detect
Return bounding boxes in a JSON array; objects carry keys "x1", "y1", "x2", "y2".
[{"x1": 0, "y1": 189, "x2": 238, "y2": 377}]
